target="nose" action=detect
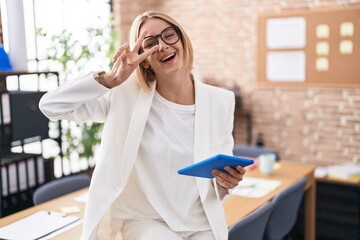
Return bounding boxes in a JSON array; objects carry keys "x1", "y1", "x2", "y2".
[{"x1": 157, "y1": 38, "x2": 168, "y2": 51}]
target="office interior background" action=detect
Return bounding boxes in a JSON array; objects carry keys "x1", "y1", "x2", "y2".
[
  {"x1": 110, "y1": 0, "x2": 360, "y2": 168},
  {"x1": 0, "y1": 0, "x2": 360, "y2": 239},
  {"x1": 0, "y1": 0, "x2": 359, "y2": 168}
]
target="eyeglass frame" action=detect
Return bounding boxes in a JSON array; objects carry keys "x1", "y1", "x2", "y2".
[{"x1": 139, "y1": 25, "x2": 181, "y2": 53}]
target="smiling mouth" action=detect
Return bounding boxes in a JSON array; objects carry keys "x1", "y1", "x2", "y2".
[{"x1": 161, "y1": 53, "x2": 176, "y2": 62}]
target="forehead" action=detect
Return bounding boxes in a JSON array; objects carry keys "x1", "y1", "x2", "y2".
[{"x1": 139, "y1": 18, "x2": 172, "y2": 36}]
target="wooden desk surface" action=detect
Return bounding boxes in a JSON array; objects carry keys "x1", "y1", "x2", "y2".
[
  {"x1": 0, "y1": 162, "x2": 316, "y2": 240},
  {"x1": 0, "y1": 188, "x2": 86, "y2": 239}
]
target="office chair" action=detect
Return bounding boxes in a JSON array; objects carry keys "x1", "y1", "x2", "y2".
[
  {"x1": 233, "y1": 144, "x2": 280, "y2": 160},
  {"x1": 228, "y1": 200, "x2": 275, "y2": 240},
  {"x1": 33, "y1": 173, "x2": 91, "y2": 205},
  {"x1": 264, "y1": 177, "x2": 307, "y2": 240}
]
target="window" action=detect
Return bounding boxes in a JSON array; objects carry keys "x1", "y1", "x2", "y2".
[
  {"x1": 0, "y1": 0, "x2": 113, "y2": 177},
  {"x1": 1, "y1": 0, "x2": 112, "y2": 75}
]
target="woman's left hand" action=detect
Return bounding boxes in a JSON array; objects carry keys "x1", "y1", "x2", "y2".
[{"x1": 212, "y1": 166, "x2": 246, "y2": 190}]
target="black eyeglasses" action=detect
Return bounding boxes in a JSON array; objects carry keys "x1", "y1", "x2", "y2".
[{"x1": 141, "y1": 26, "x2": 181, "y2": 51}]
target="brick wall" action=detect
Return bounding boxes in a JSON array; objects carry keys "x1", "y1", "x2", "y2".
[{"x1": 112, "y1": 0, "x2": 360, "y2": 166}]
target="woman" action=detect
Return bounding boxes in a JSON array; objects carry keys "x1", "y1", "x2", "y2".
[{"x1": 39, "y1": 11, "x2": 246, "y2": 240}]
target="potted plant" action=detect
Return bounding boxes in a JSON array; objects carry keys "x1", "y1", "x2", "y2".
[{"x1": 37, "y1": 17, "x2": 118, "y2": 175}]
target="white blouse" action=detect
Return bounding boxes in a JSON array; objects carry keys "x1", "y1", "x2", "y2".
[{"x1": 111, "y1": 91, "x2": 210, "y2": 231}]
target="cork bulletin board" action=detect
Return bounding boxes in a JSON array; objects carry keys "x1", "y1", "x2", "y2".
[{"x1": 257, "y1": 5, "x2": 360, "y2": 87}]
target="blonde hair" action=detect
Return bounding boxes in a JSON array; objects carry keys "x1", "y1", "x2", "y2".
[{"x1": 129, "y1": 11, "x2": 194, "y2": 91}]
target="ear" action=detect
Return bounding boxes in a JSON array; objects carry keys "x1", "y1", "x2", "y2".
[{"x1": 142, "y1": 61, "x2": 150, "y2": 69}]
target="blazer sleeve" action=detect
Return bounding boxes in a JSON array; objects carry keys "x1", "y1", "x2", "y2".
[
  {"x1": 39, "y1": 73, "x2": 111, "y2": 124},
  {"x1": 214, "y1": 91, "x2": 236, "y2": 202},
  {"x1": 222, "y1": 92, "x2": 235, "y2": 156}
]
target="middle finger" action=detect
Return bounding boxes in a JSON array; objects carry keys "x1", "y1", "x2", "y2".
[
  {"x1": 112, "y1": 42, "x2": 130, "y2": 62},
  {"x1": 224, "y1": 166, "x2": 244, "y2": 180}
]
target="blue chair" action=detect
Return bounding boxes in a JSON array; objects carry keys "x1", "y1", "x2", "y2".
[
  {"x1": 264, "y1": 178, "x2": 307, "y2": 240},
  {"x1": 233, "y1": 144, "x2": 280, "y2": 160},
  {"x1": 229, "y1": 200, "x2": 275, "y2": 240},
  {"x1": 33, "y1": 173, "x2": 91, "y2": 205}
]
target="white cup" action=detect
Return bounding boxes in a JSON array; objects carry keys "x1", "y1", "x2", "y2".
[{"x1": 258, "y1": 153, "x2": 276, "y2": 175}]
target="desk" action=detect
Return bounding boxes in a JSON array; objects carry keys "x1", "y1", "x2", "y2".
[
  {"x1": 0, "y1": 188, "x2": 86, "y2": 239},
  {"x1": 0, "y1": 162, "x2": 315, "y2": 240}
]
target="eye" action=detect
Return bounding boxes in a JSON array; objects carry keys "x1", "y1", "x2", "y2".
[
  {"x1": 143, "y1": 38, "x2": 157, "y2": 49},
  {"x1": 163, "y1": 30, "x2": 176, "y2": 40},
  {"x1": 164, "y1": 33, "x2": 174, "y2": 39}
]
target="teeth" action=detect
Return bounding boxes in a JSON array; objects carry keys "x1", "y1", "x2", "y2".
[{"x1": 161, "y1": 54, "x2": 175, "y2": 62}]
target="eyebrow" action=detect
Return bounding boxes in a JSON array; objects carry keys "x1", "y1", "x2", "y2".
[{"x1": 143, "y1": 26, "x2": 173, "y2": 38}]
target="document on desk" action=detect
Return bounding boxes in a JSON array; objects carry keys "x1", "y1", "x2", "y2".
[
  {"x1": 232, "y1": 177, "x2": 282, "y2": 198},
  {"x1": 0, "y1": 210, "x2": 80, "y2": 239}
]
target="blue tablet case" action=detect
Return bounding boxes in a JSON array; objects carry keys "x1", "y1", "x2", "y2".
[{"x1": 177, "y1": 154, "x2": 254, "y2": 178}]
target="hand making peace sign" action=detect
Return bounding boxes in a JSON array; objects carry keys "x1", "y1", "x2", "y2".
[{"x1": 101, "y1": 31, "x2": 160, "y2": 88}]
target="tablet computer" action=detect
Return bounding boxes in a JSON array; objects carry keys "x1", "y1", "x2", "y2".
[{"x1": 177, "y1": 154, "x2": 254, "y2": 178}]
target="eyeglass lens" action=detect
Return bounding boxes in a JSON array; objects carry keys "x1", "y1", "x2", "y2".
[{"x1": 142, "y1": 27, "x2": 180, "y2": 50}]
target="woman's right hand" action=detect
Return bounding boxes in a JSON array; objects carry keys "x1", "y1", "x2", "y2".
[{"x1": 102, "y1": 31, "x2": 159, "y2": 88}]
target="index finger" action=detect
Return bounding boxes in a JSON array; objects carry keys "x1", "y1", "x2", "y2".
[
  {"x1": 137, "y1": 45, "x2": 160, "y2": 62},
  {"x1": 132, "y1": 31, "x2": 148, "y2": 52}
]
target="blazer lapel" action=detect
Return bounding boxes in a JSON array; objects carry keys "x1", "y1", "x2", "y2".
[
  {"x1": 120, "y1": 82, "x2": 156, "y2": 185},
  {"x1": 193, "y1": 78, "x2": 212, "y2": 200}
]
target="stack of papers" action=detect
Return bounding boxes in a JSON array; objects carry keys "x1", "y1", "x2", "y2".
[
  {"x1": 74, "y1": 192, "x2": 88, "y2": 203},
  {"x1": 0, "y1": 211, "x2": 80, "y2": 239},
  {"x1": 315, "y1": 163, "x2": 360, "y2": 182},
  {"x1": 326, "y1": 163, "x2": 360, "y2": 181},
  {"x1": 232, "y1": 177, "x2": 282, "y2": 198}
]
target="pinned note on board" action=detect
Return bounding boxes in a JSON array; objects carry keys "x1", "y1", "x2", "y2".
[
  {"x1": 316, "y1": 24, "x2": 330, "y2": 39},
  {"x1": 316, "y1": 57, "x2": 329, "y2": 71},
  {"x1": 266, "y1": 51, "x2": 306, "y2": 82},
  {"x1": 266, "y1": 17, "x2": 306, "y2": 49},
  {"x1": 258, "y1": 5, "x2": 360, "y2": 87},
  {"x1": 340, "y1": 22, "x2": 354, "y2": 37},
  {"x1": 339, "y1": 40, "x2": 353, "y2": 54},
  {"x1": 316, "y1": 42, "x2": 329, "y2": 56}
]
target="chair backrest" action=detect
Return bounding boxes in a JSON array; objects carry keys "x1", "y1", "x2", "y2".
[
  {"x1": 233, "y1": 144, "x2": 280, "y2": 160},
  {"x1": 33, "y1": 174, "x2": 91, "y2": 205},
  {"x1": 264, "y1": 177, "x2": 307, "y2": 240},
  {"x1": 229, "y1": 200, "x2": 275, "y2": 240}
]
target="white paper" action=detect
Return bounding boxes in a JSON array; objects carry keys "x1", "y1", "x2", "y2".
[
  {"x1": 38, "y1": 220, "x2": 83, "y2": 240},
  {"x1": 314, "y1": 167, "x2": 328, "y2": 178},
  {"x1": 74, "y1": 192, "x2": 89, "y2": 203},
  {"x1": 266, "y1": 17, "x2": 306, "y2": 49},
  {"x1": 232, "y1": 177, "x2": 282, "y2": 198},
  {"x1": 327, "y1": 163, "x2": 360, "y2": 179},
  {"x1": 267, "y1": 51, "x2": 306, "y2": 82},
  {"x1": 0, "y1": 211, "x2": 80, "y2": 240}
]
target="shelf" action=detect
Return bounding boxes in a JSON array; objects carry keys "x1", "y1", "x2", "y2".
[
  {"x1": 0, "y1": 71, "x2": 61, "y2": 217},
  {"x1": 0, "y1": 71, "x2": 59, "y2": 77}
]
